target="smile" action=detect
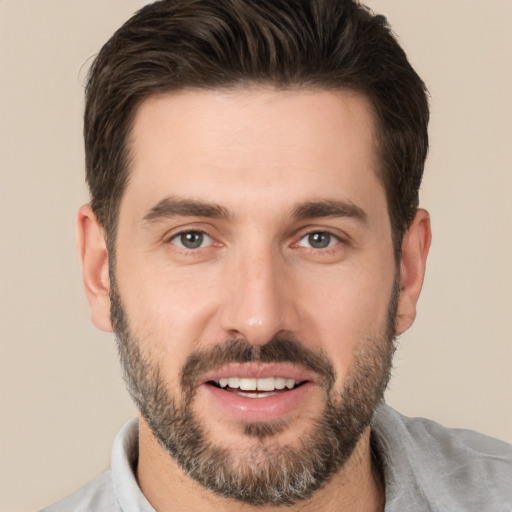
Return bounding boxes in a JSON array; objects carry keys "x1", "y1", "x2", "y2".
[
  {"x1": 216, "y1": 376, "x2": 299, "y2": 390},
  {"x1": 199, "y1": 363, "x2": 318, "y2": 420},
  {"x1": 208, "y1": 377, "x2": 304, "y2": 398}
]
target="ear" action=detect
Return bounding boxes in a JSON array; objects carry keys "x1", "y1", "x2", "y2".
[
  {"x1": 395, "y1": 208, "x2": 431, "y2": 335},
  {"x1": 77, "y1": 204, "x2": 113, "y2": 332}
]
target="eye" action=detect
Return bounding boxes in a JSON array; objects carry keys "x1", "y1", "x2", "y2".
[
  {"x1": 170, "y1": 231, "x2": 213, "y2": 249},
  {"x1": 297, "y1": 231, "x2": 339, "y2": 249}
]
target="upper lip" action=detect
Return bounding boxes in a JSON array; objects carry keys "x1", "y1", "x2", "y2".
[{"x1": 199, "y1": 362, "x2": 317, "y2": 386}]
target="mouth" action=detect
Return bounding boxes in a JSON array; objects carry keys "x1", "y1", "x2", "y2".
[
  {"x1": 198, "y1": 364, "x2": 318, "y2": 422},
  {"x1": 207, "y1": 377, "x2": 306, "y2": 398}
]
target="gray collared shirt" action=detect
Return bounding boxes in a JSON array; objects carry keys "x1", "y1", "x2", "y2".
[{"x1": 41, "y1": 404, "x2": 512, "y2": 511}]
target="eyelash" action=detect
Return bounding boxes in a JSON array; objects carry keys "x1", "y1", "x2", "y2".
[
  {"x1": 167, "y1": 228, "x2": 344, "y2": 253},
  {"x1": 168, "y1": 230, "x2": 214, "y2": 250},
  {"x1": 295, "y1": 231, "x2": 341, "y2": 250}
]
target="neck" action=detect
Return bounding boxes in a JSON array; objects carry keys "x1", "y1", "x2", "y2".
[{"x1": 136, "y1": 418, "x2": 385, "y2": 512}]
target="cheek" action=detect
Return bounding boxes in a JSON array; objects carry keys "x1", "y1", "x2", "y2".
[
  {"x1": 117, "y1": 258, "x2": 223, "y2": 360},
  {"x1": 298, "y1": 265, "x2": 395, "y2": 378}
]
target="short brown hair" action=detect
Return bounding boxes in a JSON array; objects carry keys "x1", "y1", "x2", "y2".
[{"x1": 84, "y1": 0, "x2": 429, "y2": 257}]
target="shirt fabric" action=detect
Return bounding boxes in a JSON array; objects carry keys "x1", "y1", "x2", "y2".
[{"x1": 41, "y1": 404, "x2": 512, "y2": 511}]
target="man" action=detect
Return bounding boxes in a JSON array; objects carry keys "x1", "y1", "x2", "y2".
[{"x1": 43, "y1": 0, "x2": 511, "y2": 510}]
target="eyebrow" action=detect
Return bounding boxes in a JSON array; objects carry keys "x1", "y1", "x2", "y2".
[
  {"x1": 143, "y1": 196, "x2": 231, "y2": 223},
  {"x1": 143, "y1": 196, "x2": 367, "y2": 225},
  {"x1": 292, "y1": 200, "x2": 367, "y2": 224}
]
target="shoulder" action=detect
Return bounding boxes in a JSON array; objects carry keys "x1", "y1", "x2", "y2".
[
  {"x1": 39, "y1": 469, "x2": 119, "y2": 512},
  {"x1": 373, "y1": 404, "x2": 512, "y2": 511},
  {"x1": 384, "y1": 404, "x2": 511, "y2": 456}
]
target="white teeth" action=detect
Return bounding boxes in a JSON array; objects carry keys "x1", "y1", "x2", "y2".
[
  {"x1": 285, "y1": 379, "x2": 295, "y2": 389},
  {"x1": 256, "y1": 377, "x2": 275, "y2": 391},
  {"x1": 227, "y1": 377, "x2": 240, "y2": 389},
  {"x1": 239, "y1": 378, "x2": 257, "y2": 390},
  {"x1": 274, "y1": 377, "x2": 286, "y2": 390},
  {"x1": 217, "y1": 377, "x2": 297, "y2": 391},
  {"x1": 237, "y1": 391, "x2": 278, "y2": 399}
]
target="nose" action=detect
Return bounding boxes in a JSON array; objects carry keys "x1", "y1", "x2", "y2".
[{"x1": 219, "y1": 245, "x2": 298, "y2": 346}]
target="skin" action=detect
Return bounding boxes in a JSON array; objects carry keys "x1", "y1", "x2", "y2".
[{"x1": 78, "y1": 88, "x2": 431, "y2": 512}]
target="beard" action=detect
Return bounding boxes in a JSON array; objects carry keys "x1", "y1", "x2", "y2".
[{"x1": 110, "y1": 277, "x2": 398, "y2": 506}]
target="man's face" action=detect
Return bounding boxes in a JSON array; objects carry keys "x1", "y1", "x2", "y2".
[{"x1": 111, "y1": 88, "x2": 398, "y2": 504}]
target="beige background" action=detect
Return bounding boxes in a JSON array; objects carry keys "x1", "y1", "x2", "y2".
[{"x1": 1, "y1": 1, "x2": 511, "y2": 511}]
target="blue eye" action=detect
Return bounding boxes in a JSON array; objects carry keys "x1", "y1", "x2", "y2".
[
  {"x1": 298, "y1": 232, "x2": 338, "y2": 249},
  {"x1": 171, "y1": 231, "x2": 212, "y2": 249}
]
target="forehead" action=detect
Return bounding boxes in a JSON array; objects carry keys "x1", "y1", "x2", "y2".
[{"x1": 123, "y1": 87, "x2": 385, "y2": 219}]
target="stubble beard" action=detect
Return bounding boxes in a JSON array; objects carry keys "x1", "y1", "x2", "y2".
[{"x1": 110, "y1": 278, "x2": 398, "y2": 506}]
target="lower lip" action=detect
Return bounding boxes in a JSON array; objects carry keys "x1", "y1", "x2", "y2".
[{"x1": 202, "y1": 382, "x2": 317, "y2": 423}]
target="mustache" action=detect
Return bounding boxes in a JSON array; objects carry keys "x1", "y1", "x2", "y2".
[{"x1": 181, "y1": 335, "x2": 336, "y2": 393}]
